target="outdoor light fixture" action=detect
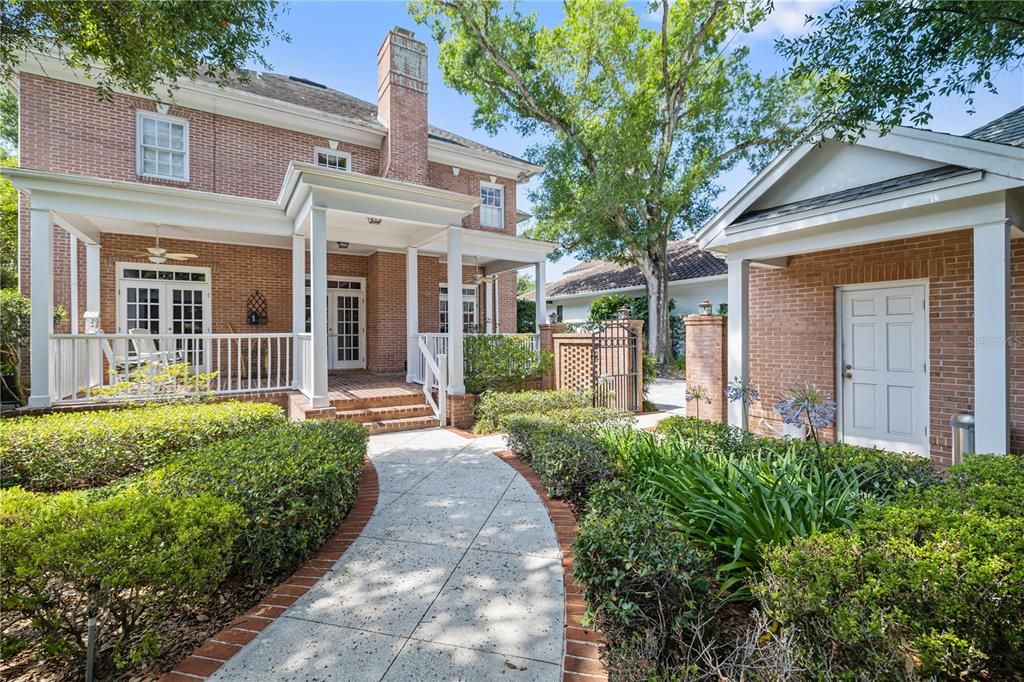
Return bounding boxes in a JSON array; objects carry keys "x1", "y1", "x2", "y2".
[
  {"x1": 698, "y1": 298, "x2": 712, "y2": 315},
  {"x1": 367, "y1": 217, "x2": 382, "y2": 225},
  {"x1": 617, "y1": 306, "x2": 631, "y2": 320},
  {"x1": 548, "y1": 312, "x2": 559, "y2": 323},
  {"x1": 336, "y1": 241, "x2": 349, "y2": 249}
]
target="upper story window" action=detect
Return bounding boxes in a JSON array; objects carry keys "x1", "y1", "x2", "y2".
[
  {"x1": 315, "y1": 147, "x2": 352, "y2": 172},
  {"x1": 480, "y1": 181, "x2": 504, "y2": 229},
  {"x1": 136, "y1": 111, "x2": 188, "y2": 181}
]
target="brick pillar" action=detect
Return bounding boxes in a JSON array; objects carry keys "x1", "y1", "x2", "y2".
[
  {"x1": 627, "y1": 319, "x2": 645, "y2": 410},
  {"x1": 684, "y1": 315, "x2": 727, "y2": 422},
  {"x1": 538, "y1": 322, "x2": 565, "y2": 390}
]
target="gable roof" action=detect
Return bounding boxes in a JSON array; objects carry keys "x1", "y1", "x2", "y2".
[
  {"x1": 209, "y1": 71, "x2": 532, "y2": 165},
  {"x1": 966, "y1": 105, "x2": 1024, "y2": 148},
  {"x1": 545, "y1": 241, "x2": 726, "y2": 298},
  {"x1": 733, "y1": 165, "x2": 972, "y2": 226}
]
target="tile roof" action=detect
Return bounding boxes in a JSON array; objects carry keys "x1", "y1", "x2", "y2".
[
  {"x1": 206, "y1": 71, "x2": 532, "y2": 165},
  {"x1": 966, "y1": 105, "x2": 1024, "y2": 148},
  {"x1": 733, "y1": 164, "x2": 974, "y2": 226},
  {"x1": 545, "y1": 240, "x2": 726, "y2": 297}
]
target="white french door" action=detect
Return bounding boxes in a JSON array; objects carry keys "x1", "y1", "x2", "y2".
[
  {"x1": 117, "y1": 264, "x2": 212, "y2": 369},
  {"x1": 838, "y1": 283, "x2": 928, "y2": 456},
  {"x1": 305, "y1": 277, "x2": 366, "y2": 370}
]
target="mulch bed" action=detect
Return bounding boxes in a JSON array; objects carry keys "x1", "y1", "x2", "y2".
[{"x1": 0, "y1": 459, "x2": 380, "y2": 682}]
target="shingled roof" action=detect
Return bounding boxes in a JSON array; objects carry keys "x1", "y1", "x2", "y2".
[
  {"x1": 206, "y1": 71, "x2": 532, "y2": 165},
  {"x1": 546, "y1": 240, "x2": 726, "y2": 297},
  {"x1": 966, "y1": 105, "x2": 1024, "y2": 148}
]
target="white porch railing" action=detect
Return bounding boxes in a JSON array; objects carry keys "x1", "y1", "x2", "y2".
[
  {"x1": 418, "y1": 336, "x2": 447, "y2": 425},
  {"x1": 50, "y1": 333, "x2": 299, "y2": 404},
  {"x1": 408, "y1": 332, "x2": 541, "y2": 386}
]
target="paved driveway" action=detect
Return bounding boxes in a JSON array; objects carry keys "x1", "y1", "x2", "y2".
[{"x1": 209, "y1": 429, "x2": 563, "y2": 682}]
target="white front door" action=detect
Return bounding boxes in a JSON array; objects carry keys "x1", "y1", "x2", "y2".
[
  {"x1": 328, "y1": 288, "x2": 365, "y2": 369},
  {"x1": 839, "y1": 283, "x2": 928, "y2": 455}
]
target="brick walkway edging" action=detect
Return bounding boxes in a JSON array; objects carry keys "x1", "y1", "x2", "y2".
[
  {"x1": 161, "y1": 458, "x2": 380, "y2": 681},
  {"x1": 494, "y1": 451, "x2": 609, "y2": 682}
]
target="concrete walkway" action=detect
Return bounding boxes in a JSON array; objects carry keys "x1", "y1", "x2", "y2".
[{"x1": 209, "y1": 428, "x2": 564, "y2": 682}]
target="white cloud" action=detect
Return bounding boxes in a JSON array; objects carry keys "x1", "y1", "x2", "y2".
[{"x1": 747, "y1": 0, "x2": 835, "y2": 39}]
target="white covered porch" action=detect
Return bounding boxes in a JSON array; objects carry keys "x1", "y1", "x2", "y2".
[{"x1": 4, "y1": 163, "x2": 555, "y2": 415}]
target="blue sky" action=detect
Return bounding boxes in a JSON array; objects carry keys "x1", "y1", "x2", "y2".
[{"x1": 252, "y1": 1, "x2": 1024, "y2": 281}]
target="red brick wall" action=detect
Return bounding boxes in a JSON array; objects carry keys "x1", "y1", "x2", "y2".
[
  {"x1": 747, "y1": 230, "x2": 1024, "y2": 466},
  {"x1": 428, "y1": 163, "x2": 518, "y2": 236},
  {"x1": 684, "y1": 315, "x2": 727, "y2": 422}
]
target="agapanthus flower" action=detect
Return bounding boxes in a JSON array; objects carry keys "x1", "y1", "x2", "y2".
[
  {"x1": 685, "y1": 384, "x2": 712, "y2": 405},
  {"x1": 725, "y1": 377, "x2": 761, "y2": 406},
  {"x1": 776, "y1": 383, "x2": 836, "y2": 429}
]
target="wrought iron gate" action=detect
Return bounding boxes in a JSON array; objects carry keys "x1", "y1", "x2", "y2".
[{"x1": 591, "y1": 320, "x2": 640, "y2": 412}]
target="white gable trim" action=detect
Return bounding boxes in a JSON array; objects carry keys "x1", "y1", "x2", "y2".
[{"x1": 697, "y1": 125, "x2": 1024, "y2": 251}]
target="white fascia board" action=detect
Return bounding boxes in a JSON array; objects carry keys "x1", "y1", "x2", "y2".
[
  {"x1": 16, "y1": 50, "x2": 385, "y2": 148},
  {"x1": 725, "y1": 169, "x2": 994, "y2": 239},
  {"x1": 419, "y1": 226, "x2": 556, "y2": 262},
  {"x1": 722, "y1": 192, "x2": 1008, "y2": 262},
  {"x1": 3, "y1": 166, "x2": 289, "y2": 235},
  {"x1": 861, "y1": 126, "x2": 1024, "y2": 181},
  {"x1": 427, "y1": 139, "x2": 544, "y2": 181},
  {"x1": 546, "y1": 274, "x2": 728, "y2": 301}
]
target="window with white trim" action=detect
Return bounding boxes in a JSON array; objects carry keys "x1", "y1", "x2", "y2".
[
  {"x1": 439, "y1": 284, "x2": 478, "y2": 333},
  {"x1": 314, "y1": 147, "x2": 352, "y2": 171},
  {"x1": 479, "y1": 182, "x2": 504, "y2": 229},
  {"x1": 136, "y1": 111, "x2": 189, "y2": 181}
]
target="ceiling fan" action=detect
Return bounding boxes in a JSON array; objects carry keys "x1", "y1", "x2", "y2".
[
  {"x1": 467, "y1": 257, "x2": 496, "y2": 285},
  {"x1": 132, "y1": 226, "x2": 197, "y2": 264}
]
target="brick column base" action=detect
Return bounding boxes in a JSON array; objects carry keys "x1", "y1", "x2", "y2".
[
  {"x1": 447, "y1": 393, "x2": 478, "y2": 430},
  {"x1": 684, "y1": 315, "x2": 727, "y2": 422}
]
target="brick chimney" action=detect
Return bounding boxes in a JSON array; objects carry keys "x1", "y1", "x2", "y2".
[{"x1": 377, "y1": 27, "x2": 429, "y2": 185}]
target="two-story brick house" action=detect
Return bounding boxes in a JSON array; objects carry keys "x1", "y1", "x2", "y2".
[{"x1": 4, "y1": 27, "x2": 555, "y2": 425}]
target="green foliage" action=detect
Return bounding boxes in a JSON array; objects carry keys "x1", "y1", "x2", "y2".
[
  {"x1": 142, "y1": 420, "x2": 368, "y2": 579},
  {"x1": 0, "y1": 2, "x2": 287, "y2": 100},
  {"x1": 588, "y1": 293, "x2": 636, "y2": 323},
  {"x1": 757, "y1": 456, "x2": 1024, "y2": 679},
  {"x1": 641, "y1": 353, "x2": 656, "y2": 400},
  {"x1": 503, "y1": 408, "x2": 629, "y2": 509},
  {"x1": 0, "y1": 86, "x2": 16, "y2": 151},
  {"x1": 516, "y1": 298, "x2": 536, "y2": 333},
  {"x1": 1, "y1": 155, "x2": 17, "y2": 289},
  {"x1": 574, "y1": 479, "x2": 716, "y2": 680},
  {"x1": 90, "y1": 361, "x2": 219, "y2": 401},
  {"x1": 473, "y1": 387, "x2": 590, "y2": 433},
  {"x1": 0, "y1": 400, "x2": 286, "y2": 491},
  {"x1": 0, "y1": 486, "x2": 242, "y2": 669},
  {"x1": 0, "y1": 287, "x2": 30, "y2": 356},
  {"x1": 412, "y1": 0, "x2": 815, "y2": 362},
  {"x1": 779, "y1": 1, "x2": 1024, "y2": 140},
  {"x1": 516, "y1": 272, "x2": 534, "y2": 296},
  {"x1": 463, "y1": 334, "x2": 552, "y2": 394}
]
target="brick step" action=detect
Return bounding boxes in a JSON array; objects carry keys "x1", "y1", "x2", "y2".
[
  {"x1": 335, "y1": 404, "x2": 435, "y2": 423},
  {"x1": 330, "y1": 393, "x2": 426, "y2": 410},
  {"x1": 364, "y1": 415, "x2": 440, "y2": 435}
]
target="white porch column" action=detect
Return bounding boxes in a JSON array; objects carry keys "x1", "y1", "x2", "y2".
[
  {"x1": 69, "y1": 235, "x2": 79, "y2": 334},
  {"x1": 446, "y1": 228, "x2": 466, "y2": 395},
  {"x1": 291, "y1": 233, "x2": 306, "y2": 390},
  {"x1": 485, "y1": 278, "x2": 495, "y2": 333},
  {"x1": 308, "y1": 208, "x2": 329, "y2": 408},
  {"x1": 973, "y1": 220, "x2": 1010, "y2": 454},
  {"x1": 534, "y1": 260, "x2": 547, "y2": 332},
  {"x1": 406, "y1": 246, "x2": 419, "y2": 383},
  {"x1": 85, "y1": 243, "x2": 101, "y2": 325},
  {"x1": 28, "y1": 208, "x2": 53, "y2": 408},
  {"x1": 727, "y1": 258, "x2": 750, "y2": 429}
]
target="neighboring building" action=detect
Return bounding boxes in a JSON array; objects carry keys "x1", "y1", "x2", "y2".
[
  {"x1": 542, "y1": 240, "x2": 727, "y2": 323},
  {"x1": 697, "y1": 105, "x2": 1024, "y2": 465},
  {"x1": 5, "y1": 27, "x2": 556, "y2": 416}
]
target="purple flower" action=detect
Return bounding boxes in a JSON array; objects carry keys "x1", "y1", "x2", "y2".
[
  {"x1": 776, "y1": 383, "x2": 836, "y2": 430},
  {"x1": 726, "y1": 377, "x2": 761, "y2": 406},
  {"x1": 685, "y1": 384, "x2": 712, "y2": 405}
]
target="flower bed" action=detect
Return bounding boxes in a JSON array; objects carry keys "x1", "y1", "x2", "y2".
[{"x1": 0, "y1": 403, "x2": 368, "y2": 680}]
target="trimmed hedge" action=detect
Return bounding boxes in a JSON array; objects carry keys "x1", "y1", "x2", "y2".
[
  {"x1": 505, "y1": 407, "x2": 629, "y2": 510},
  {"x1": 0, "y1": 401, "x2": 286, "y2": 491},
  {"x1": 473, "y1": 388, "x2": 591, "y2": 433},
  {"x1": 0, "y1": 486, "x2": 242, "y2": 668},
  {"x1": 141, "y1": 419, "x2": 368, "y2": 579},
  {"x1": 757, "y1": 455, "x2": 1024, "y2": 679}
]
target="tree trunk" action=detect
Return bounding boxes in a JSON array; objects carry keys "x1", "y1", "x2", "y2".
[{"x1": 639, "y1": 254, "x2": 671, "y2": 364}]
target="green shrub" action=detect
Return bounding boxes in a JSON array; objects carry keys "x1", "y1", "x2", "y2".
[
  {"x1": 0, "y1": 486, "x2": 242, "y2": 670},
  {"x1": 142, "y1": 420, "x2": 368, "y2": 579},
  {"x1": 0, "y1": 401, "x2": 286, "y2": 491},
  {"x1": 473, "y1": 388, "x2": 591, "y2": 433},
  {"x1": 504, "y1": 408, "x2": 629, "y2": 509},
  {"x1": 574, "y1": 479, "x2": 717, "y2": 680},
  {"x1": 464, "y1": 334, "x2": 552, "y2": 394},
  {"x1": 758, "y1": 458, "x2": 1024, "y2": 679}
]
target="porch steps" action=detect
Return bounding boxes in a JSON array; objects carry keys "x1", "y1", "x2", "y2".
[
  {"x1": 329, "y1": 389, "x2": 440, "y2": 434},
  {"x1": 335, "y1": 404, "x2": 436, "y2": 423},
  {"x1": 364, "y1": 415, "x2": 440, "y2": 435}
]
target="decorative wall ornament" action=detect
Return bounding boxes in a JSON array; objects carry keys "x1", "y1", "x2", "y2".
[{"x1": 247, "y1": 290, "x2": 269, "y2": 326}]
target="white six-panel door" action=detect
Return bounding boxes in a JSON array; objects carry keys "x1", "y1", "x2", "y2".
[{"x1": 839, "y1": 283, "x2": 928, "y2": 456}]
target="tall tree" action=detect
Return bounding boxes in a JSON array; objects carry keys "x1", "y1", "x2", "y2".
[
  {"x1": 0, "y1": 1, "x2": 288, "y2": 100},
  {"x1": 779, "y1": 0, "x2": 1024, "y2": 141},
  {"x1": 412, "y1": 0, "x2": 816, "y2": 362}
]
